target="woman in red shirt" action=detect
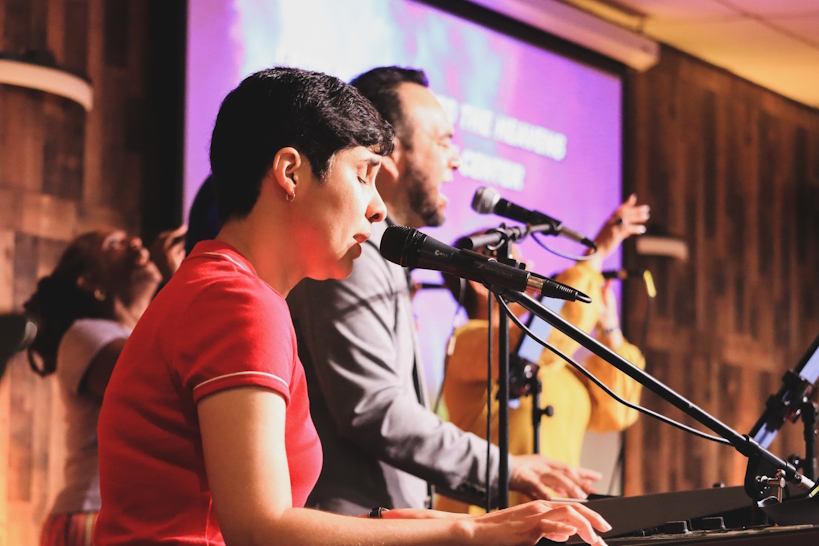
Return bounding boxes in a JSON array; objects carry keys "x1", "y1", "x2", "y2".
[{"x1": 95, "y1": 67, "x2": 610, "y2": 546}]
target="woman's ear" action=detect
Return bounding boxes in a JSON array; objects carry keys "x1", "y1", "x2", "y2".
[
  {"x1": 76, "y1": 275, "x2": 95, "y2": 294},
  {"x1": 268, "y1": 147, "x2": 302, "y2": 201},
  {"x1": 77, "y1": 275, "x2": 106, "y2": 301}
]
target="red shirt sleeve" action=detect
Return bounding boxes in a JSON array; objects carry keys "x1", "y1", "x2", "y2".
[{"x1": 172, "y1": 275, "x2": 296, "y2": 405}]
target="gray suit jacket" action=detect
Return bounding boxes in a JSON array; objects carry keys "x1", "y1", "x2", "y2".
[{"x1": 288, "y1": 220, "x2": 507, "y2": 515}]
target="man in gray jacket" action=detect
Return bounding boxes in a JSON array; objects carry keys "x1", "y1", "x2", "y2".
[{"x1": 288, "y1": 66, "x2": 600, "y2": 515}]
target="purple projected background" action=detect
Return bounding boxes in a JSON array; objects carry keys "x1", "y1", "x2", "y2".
[{"x1": 185, "y1": 0, "x2": 623, "y2": 392}]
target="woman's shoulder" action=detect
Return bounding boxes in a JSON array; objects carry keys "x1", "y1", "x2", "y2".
[
  {"x1": 66, "y1": 318, "x2": 131, "y2": 338},
  {"x1": 56, "y1": 319, "x2": 131, "y2": 391},
  {"x1": 59, "y1": 318, "x2": 131, "y2": 356}
]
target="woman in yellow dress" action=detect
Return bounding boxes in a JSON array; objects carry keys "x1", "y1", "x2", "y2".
[{"x1": 438, "y1": 195, "x2": 650, "y2": 513}]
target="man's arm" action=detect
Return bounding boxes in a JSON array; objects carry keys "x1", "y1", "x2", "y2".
[{"x1": 290, "y1": 242, "x2": 501, "y2": 505}]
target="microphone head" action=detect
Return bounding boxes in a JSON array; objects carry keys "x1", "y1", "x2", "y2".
[
  {"x1": 471, "y1": 187, "x2": 500, "y2": 215},
  {"x1": 380, "y1": 225, "x2": 425, "y2": 268}
]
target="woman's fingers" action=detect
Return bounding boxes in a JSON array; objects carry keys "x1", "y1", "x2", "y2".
[
  {"x1": 538, "y1": 504, "x2": 609, "y2": 545},
  {"x1": 158, "y1": 224, "x2": 189, "y2": 250},
  {"x1": 569, "y1": 502, "x2": 614, "y2": 533},
  {"x1": 472, "y1": 501, "x2": 611, "y2": 545}
]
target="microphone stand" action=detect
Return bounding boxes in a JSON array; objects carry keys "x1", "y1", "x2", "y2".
[
  {"x1": 491, "y1": 238, "x2": 515, "y2": 509},
  {"x1": 460, "y1": 222, "x2": 542, "y2": 509},
  {"x1": 497, "y1": 289, "x2": 816, "y2": 502},
  {"x1": 530, "y1": 372, "x2": 555, "y2": 454},
  {"x1": 507, "y1": 353, "x2": 553, "y2": 455},
  {"x1": 461, "y1": 222, "x2": 592, "y2": 508}
]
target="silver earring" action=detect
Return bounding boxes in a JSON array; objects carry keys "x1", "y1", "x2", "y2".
[{"x1": 286, "y1": 191, "x2": 296, "y2": 202}]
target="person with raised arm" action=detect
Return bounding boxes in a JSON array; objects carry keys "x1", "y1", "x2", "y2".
[
  {"x1": 438, "y1": 198, "x2": 649, "y2": 513},
  {"x1": 25, "y1": 224, "x2": 184, "y2": 546}
]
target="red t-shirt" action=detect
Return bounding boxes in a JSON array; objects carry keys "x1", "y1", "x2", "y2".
[{"x1": 95, "y1": 241, "x2": 322, "y2": 545}]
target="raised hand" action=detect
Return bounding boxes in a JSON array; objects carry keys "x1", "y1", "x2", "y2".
[
  {"x1": 149, "y1": 224, "x2": 188, "y2": 281},
  {"x1": 587, "y1": 194, "x2": 649, "y2": 271}
]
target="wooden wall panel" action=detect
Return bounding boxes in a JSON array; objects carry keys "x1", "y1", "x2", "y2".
[
  {"x1": 622, "y1": 47, "x2": 819, "y2": 496},
  {"x1": 0, "y1": 1, "x2": 182, "y2": 544}
]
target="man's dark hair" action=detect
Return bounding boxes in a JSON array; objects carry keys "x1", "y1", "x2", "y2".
[
  {"x1": 210, "y1": 67, "x2": 394, "y2": 223},
  {"x1": 350, "y1": 66, "x2": 428, "y2": 144}
]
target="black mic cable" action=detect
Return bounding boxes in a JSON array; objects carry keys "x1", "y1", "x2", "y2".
[{"x1": 494, "y1": 294, "x2": 731, "y2": 446}]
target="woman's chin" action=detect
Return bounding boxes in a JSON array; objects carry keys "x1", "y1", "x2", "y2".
[
  {"x1": 132, "y1": 262, "x2": 163, "y2": 287},
  {"x1": 305, "y1": 245, "x2": 364, "y2": 282}
]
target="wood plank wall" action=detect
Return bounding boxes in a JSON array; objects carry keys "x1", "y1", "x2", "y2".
[
  {"x1": 0, "y1": 1, "x2": 183, "y2": 543},
  {"x1": 621, "y1": 46, "x2": 819, "y2": 496}
]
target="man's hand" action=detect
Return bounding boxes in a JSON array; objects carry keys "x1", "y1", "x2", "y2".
[
  {"x1": 149, "y1": 224, "x2": 188, "y2": 282},
  {"x1": 587, "y1": 194, "x2": 650, "y2": 271},
  {"x1": 510, "y1": 454, "x2": 601, "y2": 500}
]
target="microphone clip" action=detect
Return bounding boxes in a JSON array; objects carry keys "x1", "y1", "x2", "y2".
[
  {"x1": 455, "y1": 224, "x2": 527, "y2": 251},
  {"x1": 456, "y1": 222, "x2": 560, "y2": 252}
]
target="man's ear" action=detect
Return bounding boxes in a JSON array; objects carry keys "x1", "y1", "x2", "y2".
[
  {"x1": 378, "y1": 138, "x2": 403, "y2": 182},
  {"x1": 268, "y1": 147, "x2": 302, "y2": 200}
]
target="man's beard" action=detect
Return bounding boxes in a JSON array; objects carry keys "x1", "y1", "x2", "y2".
[{"x1": 405, "y1": 159, "x2": 445, "y2": 227}]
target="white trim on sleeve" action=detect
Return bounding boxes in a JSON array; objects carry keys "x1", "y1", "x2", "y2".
[{"x1": 193, "y1": 371, "x2": 289, "y2": 391}]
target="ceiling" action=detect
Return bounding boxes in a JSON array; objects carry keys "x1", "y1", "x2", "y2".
[{"x1": 563, "y1": 0, "x2": 819, "y2": 109}]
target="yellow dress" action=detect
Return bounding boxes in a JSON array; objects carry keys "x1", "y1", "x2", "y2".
[{"x1": 436, "y1": 262, "x2": 646, "y2": 513}]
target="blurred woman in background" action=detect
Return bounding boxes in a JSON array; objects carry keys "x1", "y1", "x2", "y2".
[{"x1": 25, "y1": 225, "x2": 185, "y2": 546}]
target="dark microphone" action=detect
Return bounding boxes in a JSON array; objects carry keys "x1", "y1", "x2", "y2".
[
  {"x1": 602, "y1": 269, "x2": 642, "y2": 280},
  {"x1": 380, "y1": 226, "x2": 590, "y2": 303},
  {"x1": 416, "y1": 282, "x2": 447, "y2": 290},
  {"x1": 471, "y1": 187, "x2": 596, "y2": 250},
  {"x1": 602, "y1": 269, "x2": 657, "y2": 298}
]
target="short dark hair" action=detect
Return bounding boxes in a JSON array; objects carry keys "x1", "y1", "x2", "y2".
[
  {"x1": 209, "y1": 67, "x2": 394, "y2": 224},
  {"x1": 185, "y1": 175, "x2": 220, "y2": 254},
  {"x1": 350, "y1": 66, "x2": 428, "y2": 144}
]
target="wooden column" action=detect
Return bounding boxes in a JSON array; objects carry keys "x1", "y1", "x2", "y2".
[{"x1": 0, "y1": 1, "x2": 182, "y2": 543}]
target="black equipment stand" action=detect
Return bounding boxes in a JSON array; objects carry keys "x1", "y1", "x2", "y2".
[
  {"x1": 801, "y1": 401, "x2": 819, "y2": 482},
  {"x1": 530, "y1": 374, "x2": 554, "y2": 455},
  {"x1": 494, "y1": 289, "x2": 816, "y2": 503},
  {"x1": 786, "y1": 402, "x2": 819, "y2": 482},
  {"x1": 748, "y1": 366, "x2": 819, "y2": 495},
  {"x1": 507, "y1": 346, "x2": 554, "y2": 455}
]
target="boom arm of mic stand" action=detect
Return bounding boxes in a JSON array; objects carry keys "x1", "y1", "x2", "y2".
[{"x1": 502, "y1": 290, "x2": 816, "y2": 500}]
